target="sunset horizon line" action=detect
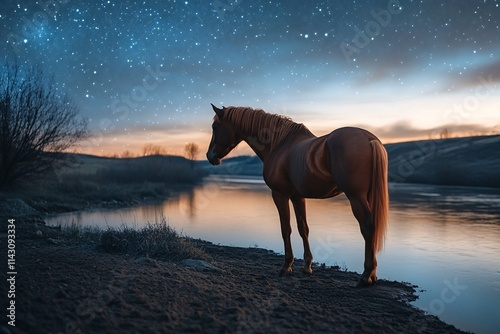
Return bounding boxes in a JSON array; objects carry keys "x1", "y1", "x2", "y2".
[{"x1": 76, "y1": 124, "x2": 499, "y2": 159}]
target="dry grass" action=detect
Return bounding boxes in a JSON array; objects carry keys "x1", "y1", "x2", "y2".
[{"x1": 60, "y1": 215, "x2": 209, "y2": 262}]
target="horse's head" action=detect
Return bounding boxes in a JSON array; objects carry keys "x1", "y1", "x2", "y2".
[{"x1": 206, "y1": 104, "x2": 242, "y2": 166}]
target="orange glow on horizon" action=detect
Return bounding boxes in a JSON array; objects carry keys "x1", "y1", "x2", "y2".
[{"x1": 75, "y1": 123, "x2": 497, "y2": 158}]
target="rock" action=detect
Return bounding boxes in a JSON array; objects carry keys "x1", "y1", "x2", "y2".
[{"x1": 182, "y1": 259, "x2": 224, "y2": 273}]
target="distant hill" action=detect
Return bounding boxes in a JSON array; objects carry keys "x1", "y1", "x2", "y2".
[
  {"x1": 386, "y1": 135, "x2": 500, "y2": 188},
  {"x1": 62, "y1": 154, "x2": 192, "y2": 174},
  {"x1": 200, "y1": 135, "x2": 500, "y2": 188},
  {"x1": 57, "y1": 153, "x2": 207, "y2": 185},
  {"x1": 198, "y1": 155, "x2": 263, "y2": 176}
]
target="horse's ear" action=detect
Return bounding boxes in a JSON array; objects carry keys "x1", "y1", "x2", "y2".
[{"x1": 211, "y1": 103, "x2": 224, "y2": 120}]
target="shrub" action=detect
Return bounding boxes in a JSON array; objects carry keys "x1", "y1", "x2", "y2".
[{"x1": 97, "y1": 217, "x2": 209, "y2": 261}]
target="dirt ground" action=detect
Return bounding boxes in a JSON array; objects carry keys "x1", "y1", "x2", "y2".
[{"x1": 0, "y1": 216, "x2": 469, "y2": 334}]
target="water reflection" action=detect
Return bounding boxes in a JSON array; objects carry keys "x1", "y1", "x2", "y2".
[
  {"x1": 390, "y1": 183, "x2": 500, "y2": 221},
  {"x1": 45, "y1": 179, "x2": 500, "y2": 334}
]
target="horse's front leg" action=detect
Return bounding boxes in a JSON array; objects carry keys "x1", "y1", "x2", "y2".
[
  {"x1": 291, "y1": 196, "x2": 313, "y2": 275},
  {"x1": 272, "y1": 191, "x2": 293, "y2": 276}
]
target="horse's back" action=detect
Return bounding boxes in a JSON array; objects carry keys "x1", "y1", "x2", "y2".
[{"x1": 327, "y1": 127, "x2": 380, "y2": 146}]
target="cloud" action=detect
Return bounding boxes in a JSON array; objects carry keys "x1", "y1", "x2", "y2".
[
  {"x1": 440, "y1": 58, "x2": 500, "y2": 93},
  {"x1": 362, "y1": 120, "x2": 499, "y2": 143}
]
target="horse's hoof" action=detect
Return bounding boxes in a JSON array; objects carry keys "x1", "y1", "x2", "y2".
[
  {"x1": 279, "y1": 267, "x2": 292, "y2": 277},
  {"x1": 356, "y1": 277, "x2": 373, "y2": 288},
  {"x1": 302, "y1": 267, "x2": 313, "y2": 275}
]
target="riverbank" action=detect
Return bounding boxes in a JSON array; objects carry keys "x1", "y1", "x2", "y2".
[
  {"x1": 0, "y1": 182, "x2": 194, "y2": 216},
  {"x1": 0, "y1": 214, "x2": 468, "y2": 333}
]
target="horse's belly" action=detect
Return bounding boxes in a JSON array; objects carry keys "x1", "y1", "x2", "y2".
[
  {"x1": 287, "y1": 139, "x2": 342, "y2": 198},
  {"x1": 294, "y1": 173, "x2": 341, "y2": 199}
]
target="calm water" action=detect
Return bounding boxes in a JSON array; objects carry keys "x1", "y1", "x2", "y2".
[{"x1": 46, "y1": 176, "x2": 500, "y2": 334}]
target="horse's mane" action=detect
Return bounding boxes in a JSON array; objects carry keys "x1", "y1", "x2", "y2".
[{"x1": 220, "y1": 106, "x2": 306, "y2": 152}]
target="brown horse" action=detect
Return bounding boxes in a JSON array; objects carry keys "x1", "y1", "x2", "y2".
[{"x1": 206, "y1": 104, "x2": 389, "y2": 287}]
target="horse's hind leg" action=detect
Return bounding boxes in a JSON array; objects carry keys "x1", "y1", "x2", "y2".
[
  {"x1": 272, "y1": 191, "x2": 294, "y2": 276},
  {"x1": 291, "y1": 196, "x2": 313, "y2": 274},
  {"x1": 348, "y1": 195, "x2": 378, "y2": 287}
]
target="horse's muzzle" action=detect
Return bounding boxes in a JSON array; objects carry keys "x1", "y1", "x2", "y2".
[{"x1": 206, "y1": 151, "x2": 221, "y2": 166}]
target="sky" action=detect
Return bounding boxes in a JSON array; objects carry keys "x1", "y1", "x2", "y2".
[{"x1": 1, "y1": 0, "x2": 499, "y2": 157}]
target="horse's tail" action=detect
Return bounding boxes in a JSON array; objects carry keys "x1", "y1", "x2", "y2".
[{"x1": 369, "y1": 140, "x2": 389, "y2": 253}]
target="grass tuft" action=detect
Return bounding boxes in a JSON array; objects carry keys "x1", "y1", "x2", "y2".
[
  {"x1": 59, "y1": 223, "x2": 103, "y2": 243},
  {"x1": 54, "y1": 215, "x2": 208, "y2": 262},
  {"x1": 96, "y1": 216, "x2": 209, "y2": 261}
]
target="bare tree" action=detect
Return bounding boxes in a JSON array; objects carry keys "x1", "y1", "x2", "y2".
[
  {"x1": 0, "y1": 63, "x2": 88, "y2": 188},
  {"x1": 439, "y1": 128, "x2": 450, "y2": 139},
  {"x1": 121, "y1": 150, "x2": 133, "y2": 158},
  {"x1": 184, "y1": 142, "x2": 199, "y2": 168},
  {"x1": 143, "y1": 143, "x2": 167, "y2": 156}
]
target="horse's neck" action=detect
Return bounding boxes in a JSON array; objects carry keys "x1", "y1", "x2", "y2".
[
  {"x1": 242, "y1": 132, "x2": 270, "y2": 162},
  {"x1": 240, "y1": 125, "x2": 313, "y2": 162}
]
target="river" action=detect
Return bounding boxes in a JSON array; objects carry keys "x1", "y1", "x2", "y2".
[{"x1": 45, "y1": 176, "x2": 500, "y2": 334}]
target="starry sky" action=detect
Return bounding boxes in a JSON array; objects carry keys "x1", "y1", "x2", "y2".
[{"x1": 1, "y1": 0, "x2": 499, "y2": 157}]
